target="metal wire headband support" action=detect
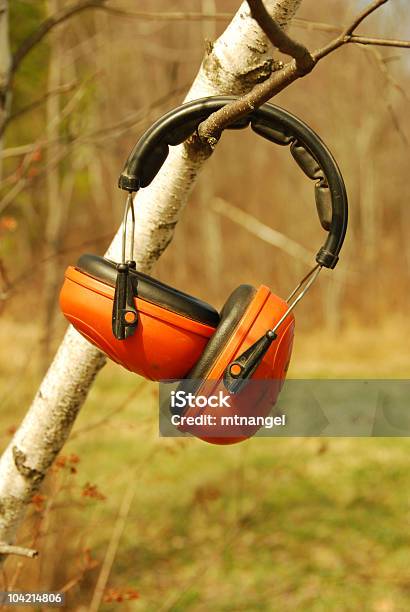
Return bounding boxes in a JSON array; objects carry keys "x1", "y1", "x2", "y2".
[
  {"x1": 223, "y1": 264, "x2": 322, "y2": 393},
  {"x1": 112, "y1": 192, "x2": 138, "y2": 340},
  {"x1": 121, "y1": 192, "x2": 136, "y2": 265}
]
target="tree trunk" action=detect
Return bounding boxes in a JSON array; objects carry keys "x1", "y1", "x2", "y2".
[
  {"x1": 41, "y1": 0, "x2": 66, "y2": 371},
  {"x1": 0, "y1": 0, "x2": 11, "y2": 172},
  {"x1": 0, "y1": 0, "x2": 302, "y2": 556}
]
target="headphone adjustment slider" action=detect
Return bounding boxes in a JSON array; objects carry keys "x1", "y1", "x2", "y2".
[
  {"x1": 223, "y1": 331, "x2": 277, "y2": 394},
  {"x1": 112, "y1": 261, "x2": 138, "y2": 340}
]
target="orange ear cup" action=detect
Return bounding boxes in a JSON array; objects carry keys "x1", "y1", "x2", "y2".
[
  {"x1": 175, "y1": 286, "x2": 295, "y2": 445},
  {"x1": 60, "y1": 265, "x2": 217, "y2": 380}
]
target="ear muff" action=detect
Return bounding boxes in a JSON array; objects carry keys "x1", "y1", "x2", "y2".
[
  {"x1": 183, "y1": 284, "x2": 257, "y2": 388},
  {"x1": 60, "y1": 96, "x2": 348, "y2": 445},
  {"x1": 75, "y1": 254, "x2": 219, "y2": 327},
  {"x1": 173, "y1": 286, "x2": 295, "y2": 445},
  {"x1": 60, "y1": 254, "x2": 220, "y2": 379}
]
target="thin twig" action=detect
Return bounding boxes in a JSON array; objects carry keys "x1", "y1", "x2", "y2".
[
  {"x1": 196, "y1": 0, "x2": 391, "y2": 144},
  {"x1": 1, "y1": 84, "x2": 186, "y2": 162},
  {"x1": 88, "y1": 480, "x2": 136, "y2": 612},
  {"x1": 313, "y1": 0, "x2": 389, "y2": 61},
  {"x1": 292, "y1": 17, "x2": 410, "y2": 48},
  {"x1": 348, "y1": 35, "x2": 410, "y2": 48},
  {"x1": 247, "y1": 0, "x2": 314, "y2": 72},
  {"x1": 347, "y1": 0, "x2": 388, "y2": 36},
  {"x1": 1, "y1": 143, "x2": 43, "y2": 159},
  {"x1": 0, "y1": 543, "x2": 38, "y2": 559},
  {"x1": 11, "y1": 3, "x2": 232, "y2": 77},
  {"x1": 291, "y1": 15, "x2": 410, "y2": 129},
  {"x1": 6, "y1": 81, "x2": 78, "y2": 125},
  {"x1": 292, "y1": 17, "x2": 340, "y2": 34},
  {"x1": 89, "y1": 9, "x2": 232, "y2": 22},
  {"x1": 212, "y1": 197, "x2": 313, "y2": 265},
  {"x1": 12, "y1": 1, "x2": 107, "y2": 75},
  {"x1": 70, "y1": 384, "x2": 145, "y2": 439},
  {"x1": 10, "y1": 0, "x2": 408, "y2": 94},
  {"x1": 360, "y1": 46, "x2": 410, "y2": 146}
]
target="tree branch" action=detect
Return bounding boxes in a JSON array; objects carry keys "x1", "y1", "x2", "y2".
[
  {"x1": 0, "y1": 542, "x2": 38, "y2": 559},
  {"x1": 10, "y1": 4, "x2": 232, "y2": 78},
  {"x1": 82, "y1": 9, "x2": 233, "y2": 22},
  {"x1": 292, "y1": 17, "x2": 340, "y2": 34},
  {"x1": 292, "y1": 17, "x2": 410, "y2": 48},
  {"x1": 0, "y1": 0, "x2": 11, "y2": 142},
  {"x1": 11, "y1": 0, "x2": 108, "y2": 75},
  {"x1": 346, "y1": 0, "x2": 388, "y2": 36},
  {"x1": 197, "y1": 0, "x2": 391, "y2": 144},
  {"x1": 247, "y1": 0, "x2": 314, "y2": 72},
  {"x1": 6, "y1": 81, "x2": 78, "y2": 125},
  {"x1": 212, "y1": 197, "x2": 313, "y2": 264},
  {"x1": 312, "y1": 0, "x2": 389, "y2": 61},
  {"x1": 11, "y1": 0, "x2": 408, "y2": 87},
  {"x1": 348, "y1": 35, "x2": 410, "y2": 49}
]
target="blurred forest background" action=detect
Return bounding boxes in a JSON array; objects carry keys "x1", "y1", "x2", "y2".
[{"x1": 0, "y1": 1, "x2": 409, "y2": 610}]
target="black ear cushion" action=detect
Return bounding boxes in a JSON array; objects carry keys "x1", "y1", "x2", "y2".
[
  {"x1": 75, "y1": 253, "x2": 220, "y2": 328},
  {"x1": 186, "y1": 284, "x2": 257, "y2": 382}
]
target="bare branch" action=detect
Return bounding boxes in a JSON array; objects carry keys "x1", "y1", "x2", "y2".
[
  {"x1": 359, "y1": 45, "x2": 410, "y2": 146},
  {"x1": 292, "y1": 17, "x2": 410, "y2": 49},
  {"x1": 11, "y1": 0, "x2": 405, "y2": 93},
  {"x1": 0, "y1": 542, "x2": 38, "y2": 559},
  {"x1": 212, "y1": 197, "x2": 313, "y2": 264},
  {"x1": 89, "y1": 9, "x2": 233, "y2": 22},
  {"x1": 197, "y1": 0, "x2": 391, "y2": 144},
  {"x1": 348, "y1": 35, "x2": 410, "y2": 49},
  {"x1": 364, "y1": 45, "x2": 410, "y2": 106},
  {"x1": 346, "y1": 0, "x2": 388, "y2": 36},
  {"x1": 313, "y1": 0, "x2": 389, "y2": 61},
  {"x1": 292, "y1": 17, "x2": 340, "y2": 34},
  {"x1": 11, "y1": 0, "x2": 107, "y2": 75},
  {"x1": 0, "y1": 86, "x2": 186, "y2": 222},
  {"x1": 6, "y1": 81, "x2": 78, "y2": 125},
  {"x1": 0, "y1": 143, "x2": 41, "y2": 159},
  {"x1": 0, "y1": 0, "x2": 11, "y2": 140},
  {"x1": 11, "y1": 4, "x2": 232, "y2": 78},
  {"x1": 247, "y1": 0, "x2": 314, "y2": 72},
  {"x1": 89, "y1": 479, "x2": 137, "y2": 612}
]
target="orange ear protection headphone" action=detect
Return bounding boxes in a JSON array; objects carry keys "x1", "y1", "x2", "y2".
[{"x1": 60, "y1": 96, "x2": 348, "y2": 444}]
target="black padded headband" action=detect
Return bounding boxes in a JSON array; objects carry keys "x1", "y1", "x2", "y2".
[{"x1": 118, "y1": 96, "x2": 348, "y2": 269}]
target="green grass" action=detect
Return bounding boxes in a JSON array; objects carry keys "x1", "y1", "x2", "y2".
[
  {"x1": 22, "y1": 363, "x2": 406, "y2": 612},
  {"x1": 0, "y1": 321, "x2": 409, "y2": 611}
]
